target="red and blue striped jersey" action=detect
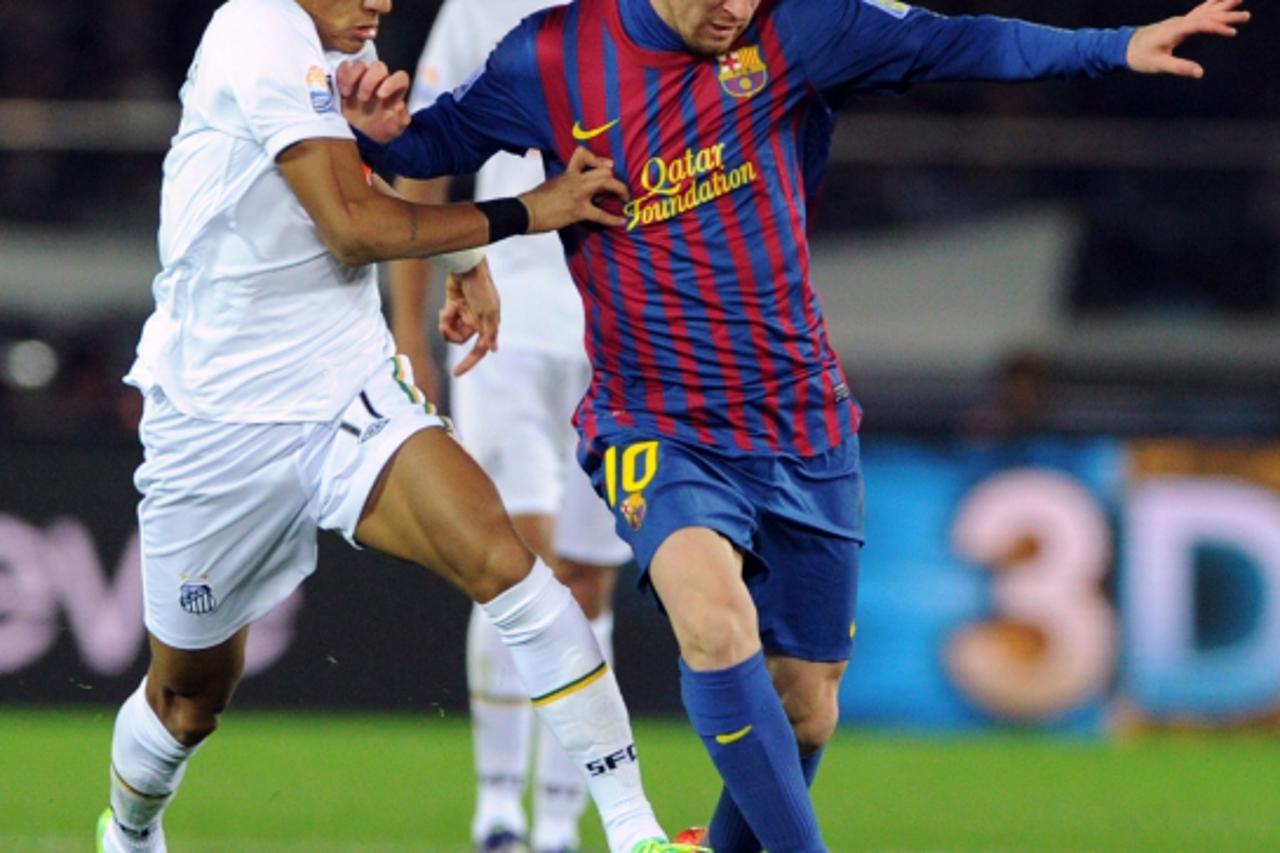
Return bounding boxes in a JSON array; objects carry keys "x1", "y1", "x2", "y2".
[{"x1": 361, "y1": 0, "x2": 1132, "y2": 457}]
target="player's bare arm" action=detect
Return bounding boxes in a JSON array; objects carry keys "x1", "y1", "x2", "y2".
[
  {"x1": 1127, "y1": 0, "x2": 1251, "y2": 78},
  {"x1": 277, "y1": 137, "x2": 492, "y2": 265},
  {"x1": 277, "y1": 135, "x2": 628, "y2": 267}
]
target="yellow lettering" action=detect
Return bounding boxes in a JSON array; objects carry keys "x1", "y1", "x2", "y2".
[
  {"x1": 605, "y1": 446, "x2": 619, "y2": 507},
  {"x1": 667, "y1": 151, "x2": 687, "y2": 185},
  {"x1": 623, "y1": 143, "x2": 760, "y2": 231},
  {"x1": 624, "y1": 199, "x2": 641, "y2": 230},
  {"x1": 622, "y1": 441, "x2": 659, "y2": 493}
]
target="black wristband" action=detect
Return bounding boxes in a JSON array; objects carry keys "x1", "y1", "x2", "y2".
[{"x1": 476, "y1": 197, "x2": 531, "y2": 243}]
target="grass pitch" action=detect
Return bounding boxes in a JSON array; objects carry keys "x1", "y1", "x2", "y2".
[{"x1": 1, "y1": 707, "x2": 1277, "y2": 851}]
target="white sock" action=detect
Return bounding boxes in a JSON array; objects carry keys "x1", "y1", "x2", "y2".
[
  {"x1": 481, "y1": 562, "x2": 661, "y2": 853},
  {"x1": 108, "y1": 678, "x2": 196, "y2": 849},
  {"x1": 466, "y1": 603, "x2": 533, "y2": 841},
  {"x1": 532, "y1": 611, "x2": 614, "y2": 851}
]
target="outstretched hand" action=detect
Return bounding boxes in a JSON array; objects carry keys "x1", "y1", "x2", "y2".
[
  {"x1": 1127, "y1": 0, "x2": 1250, "y2": 78},
  {"x1": 519, "y1": 147, "x2": 631, "y2": 232},
  {"x1": 336, "y1": 60, "x2": 412, "y2": 143},
  {"x1": 438, "y1": 259, "x2": 500, "y2": 376}
]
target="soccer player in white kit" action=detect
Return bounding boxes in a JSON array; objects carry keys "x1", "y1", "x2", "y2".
[
  {"x1": 94, "y1": 2, "x2": 699, "y2": 852},
  {"x1": 389, "y1": 3, "x2": 632, "y2": 852}
]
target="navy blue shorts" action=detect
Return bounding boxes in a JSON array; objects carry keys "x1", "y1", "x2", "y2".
[{"x1": 583, "y1": 432, "x2": 865, "y2": 662}]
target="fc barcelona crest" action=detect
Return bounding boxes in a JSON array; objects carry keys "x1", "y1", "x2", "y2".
[
  {"x1": 620, "y1": 493, "x2": 648, "y2": 532},
  {"x1": 717, "y1": 46, "x2": 769, "y2": 99}
]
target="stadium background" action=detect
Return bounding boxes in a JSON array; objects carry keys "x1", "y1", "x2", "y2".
[{"x1": 1, "y1": 0, "x2": 1278, "y2": 849}]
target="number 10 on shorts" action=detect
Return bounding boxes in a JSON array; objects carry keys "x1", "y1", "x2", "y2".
[{"x1": 603, "y1": 440, "x2": 659, "y2": 507}]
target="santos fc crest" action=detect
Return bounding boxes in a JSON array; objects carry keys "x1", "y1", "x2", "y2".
[{"x1": 717, "y1": 46, "x2": 768, "y2": 99}]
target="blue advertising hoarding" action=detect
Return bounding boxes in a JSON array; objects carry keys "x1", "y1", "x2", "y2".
[{"x1": 842, "y1": 437, "x2": 1280, "y2": 733}]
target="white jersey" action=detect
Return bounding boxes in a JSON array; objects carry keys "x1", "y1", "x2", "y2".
[
  {"x1": 127, "y1": 0, "x2": 394, "y2": 423},
  {"x1": 409, "y1": 0, "x2": 584, "y2": 363}
]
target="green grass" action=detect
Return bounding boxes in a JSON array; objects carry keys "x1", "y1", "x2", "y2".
[{"x1": 1, "y1": 707, "x2": 1278, "y2": 851}]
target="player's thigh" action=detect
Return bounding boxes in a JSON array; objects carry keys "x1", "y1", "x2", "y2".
[
  {"x1": 355, "y1": 427, "x2": 531, "y2": 599},
  {"x1": 302, "y1": 356, "x2": 530, "y2": 599},
  {"x1": 585, "y1": 433, "x2": 761, "y2": 663},
  {"x1": 650, "y1": 527, "x2": 759, "y2": 667}
]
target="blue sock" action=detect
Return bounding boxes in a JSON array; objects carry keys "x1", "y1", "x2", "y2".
[
  {"x1": 709, "y1": 749, "x2": 826, "y2": 853},
  {"x1": 680, "y1": 653, "x2": 824, "y2": 853}
]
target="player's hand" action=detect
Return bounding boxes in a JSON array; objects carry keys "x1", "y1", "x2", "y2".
[
  {"x1": 336, "y1": 60, "x2": 411, "y2": 143},
  {"x1": 1127, "y1": 0, "x2": 1250, "y2": 78},
  {"x1": 518, "y1": 147, "x2": 630, "y2": 232},
  {"x1": 438, "y1": 259, "x2": 500, "y2": 376}
]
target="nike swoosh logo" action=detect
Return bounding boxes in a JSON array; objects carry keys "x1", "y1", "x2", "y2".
[
  {"x1": 572, "y1": 118, "x2": 620, "y2": 141},
  {"x1": 715, "y1": 724, "x2": 753, "y2": 745}
]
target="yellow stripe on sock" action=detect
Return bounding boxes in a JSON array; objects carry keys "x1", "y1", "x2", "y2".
[
  {"x1": 715, "y1": 724, "x2": 753, "y2": 745},
  {"x1": 111, "y1": 766, "x2": 168, "y2": 800},
  {"x1": 530, "y1": 662, "x2": 609, "y2": 707}
]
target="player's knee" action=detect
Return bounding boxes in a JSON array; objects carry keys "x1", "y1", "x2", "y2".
[
  {"x1": 159, "y1": 696, "x2": 225, "y2": 747},
  {"x1": 788, "y1": 697, "x2": 840, "y2": 753},
  {"x1": 467, "y1": 536, "x2": 537, "y2": 603},
  {"x1": 674, "y1": 602, "x2": 758, "y2": 669},
  {"x1": 779, "y1": 675, "x2": 842, "y2": 753}
]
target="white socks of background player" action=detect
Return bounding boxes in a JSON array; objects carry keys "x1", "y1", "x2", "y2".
[
  {"x1": 467, "y1": 603, "x2": 535, "y2": 841},
  {"x1": 531, "y1": 609, "x2": 615, "y2": 851},
  {"x1": 106, "y1": 678, "x2": 197, "y2": 850},
  {"x1": 481, "y1": 560, "x2": 659, "y2": 853}
]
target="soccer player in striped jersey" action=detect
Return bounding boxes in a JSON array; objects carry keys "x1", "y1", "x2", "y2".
[{"x1": 342, "y1": 1, "x2": 1249, "y2": 850}]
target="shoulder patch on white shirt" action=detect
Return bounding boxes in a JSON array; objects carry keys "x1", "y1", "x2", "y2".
[
  {"x1": 862, "y1": 0, "x2": 911, "y2": 19},
  {"x1": 306, "y1": 65, "x2": 335, "y2": 113}
]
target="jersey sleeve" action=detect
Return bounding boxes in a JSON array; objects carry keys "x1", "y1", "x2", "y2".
[
  {"x1": 779, "y1": 0, "x2": 1135, "y2": 94},
  {"x1": 357, "y1": 14, "x2": 553, "y2": 180},
  {"x1": 214, "y1": 4, "x2": 355, "y2": 159},
  {"x1": 408, "y1": 0, "x2": 487, "y2": 112}
]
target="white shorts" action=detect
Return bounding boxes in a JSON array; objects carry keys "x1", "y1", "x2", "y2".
[
  {"x1": 135, "y1": 355, "x2": 446, "y2": 650},
  {"x1": 450, "y1": 347, "x2": 630, "y2": 566}
]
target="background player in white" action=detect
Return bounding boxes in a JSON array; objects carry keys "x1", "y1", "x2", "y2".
[
  {"x1": 93, "y1": 2, "x2": 698, "y2": 852},
  {"x1": 390, "y1": 3, "x2": 632, "y2": 851}
]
